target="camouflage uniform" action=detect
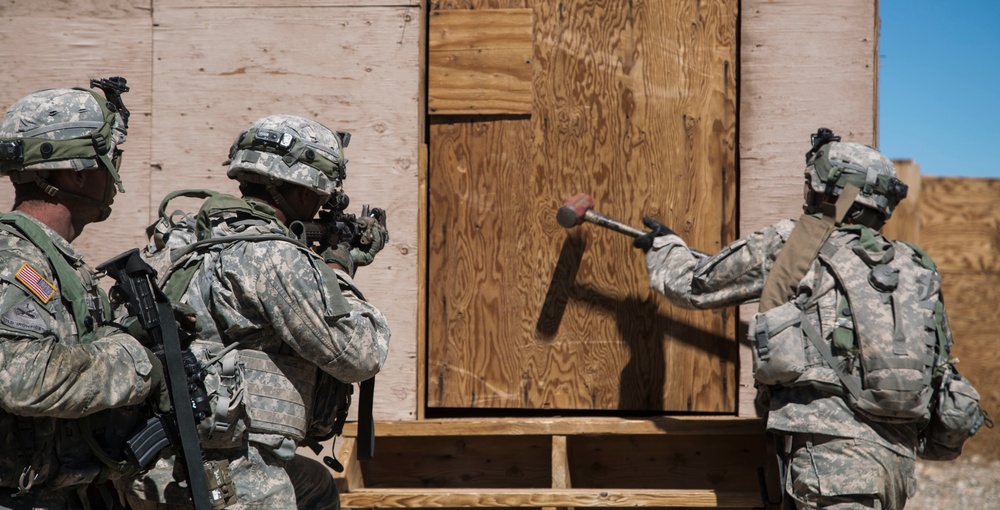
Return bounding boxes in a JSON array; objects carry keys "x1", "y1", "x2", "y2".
[
  {"x1": 0, "y1": 213, "x2": 156, "y2": 507},
  {"x1": 640, "y1": 137, "x2": 930, "y2": 509},
  {"x1": 122, "y1": 116, "x2": 390, "y2": 510},
  {"x1": 1, "y1": 85, "x2": 158, "y2": 508}
]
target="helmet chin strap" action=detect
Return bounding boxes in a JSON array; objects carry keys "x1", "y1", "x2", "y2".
[
  {"x1": 265, "y1": 181, "x2": 303, "y2": 223},
  {"x1": 25, "y1": 171, "x2": 115, "y2": 222}
]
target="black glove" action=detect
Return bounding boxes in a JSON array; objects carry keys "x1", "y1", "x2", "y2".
[
  {"x1": 633, "y1": 217, "x2": 676, "y2": 252},
  {"x1": 143, "y1": 347, "x2": 171, "y2": 413}
]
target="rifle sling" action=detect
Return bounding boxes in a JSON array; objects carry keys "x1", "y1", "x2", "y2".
[{"x1": 356, "y1": 377, "x2": 376, "y2": 461}]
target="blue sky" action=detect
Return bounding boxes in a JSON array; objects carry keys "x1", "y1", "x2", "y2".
[{"x1": 878, "y1": 2, "x2": 1000, "y2": 177}]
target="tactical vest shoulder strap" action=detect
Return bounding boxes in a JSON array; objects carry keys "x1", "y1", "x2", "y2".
[{"x1": 0, "y1": 213, "x2": 95, "y2": 343}]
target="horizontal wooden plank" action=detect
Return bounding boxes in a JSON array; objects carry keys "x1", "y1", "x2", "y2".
[
  {"x1": 429, "y1": 9, "x2": 533, "y2": 52},
  {"x1": 339, "y1": 488, "x2": 762, "y2": 508},
  {"x1": 159, "y1": 0, "x2": 412, "y2": 7},
  {"x1": 428, "y1": 47, "x2": 533, "y2": 115},
  {"x1": 428, "y1": 8, "x2": 532, "y2": 115},
  {"x1": 343, "y1": 417, "x2": 763, "y2": 437}
]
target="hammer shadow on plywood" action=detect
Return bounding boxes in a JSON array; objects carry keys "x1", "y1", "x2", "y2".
[{"x1": 536, "y1": 235, "x2": 735, "y2": 410}]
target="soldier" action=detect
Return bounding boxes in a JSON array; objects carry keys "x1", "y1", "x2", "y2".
[
  {"x1": 0, "y1": 84, "x2": 167, "y2": 508},
  {"x1": 633, "y1": 130, "x2": 983, "y2": 509},
  {"x1": 120, "y1": 114, "x2": 391, "y2": 509}
]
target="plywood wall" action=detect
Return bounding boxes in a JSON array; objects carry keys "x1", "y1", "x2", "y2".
[
  {"x1": 426, "y1": 1, "x2": 738, "y2": 413},
  {"x1": 917, "y1": 177, "x2": 1000, "y2": 459},
  {"x1": 1, "y1": 0, "x2": 886, "y2": 421},
  {"x1": 0, "y1": 0, "x2": 420, "y2": 421},
  {"x1": 737, "y1": 0, "x2": 879, "y2": 415}
]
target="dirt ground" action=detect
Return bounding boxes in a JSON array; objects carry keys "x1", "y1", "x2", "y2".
[{"x1": 907, "y1": 455, "x2": 1000, "y2": 509}]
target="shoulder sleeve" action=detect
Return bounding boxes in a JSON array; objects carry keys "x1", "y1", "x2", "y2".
[
  {"x1": 222, "y1": 241, "x2": 390, "y2": 382},
  {"x1": 0, "y1": 331, "x2": 154, "y2": 418},
  {"x1": 645, "y1": 219, "x2": 793, "y2": 309}
]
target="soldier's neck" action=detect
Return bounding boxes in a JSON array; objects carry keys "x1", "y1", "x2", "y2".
[{"x1": 13, "y1": 200, "x2": 78, "y2": 242}]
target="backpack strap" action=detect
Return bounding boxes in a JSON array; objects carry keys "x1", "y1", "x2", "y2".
[
  {"x1": 158, "y1": 189, "x2": 220, "y2": 220},
  {"x1": 799, "y1": 316, "x2": 864, "y2": 400},
  {"x1": 759, "y1": 214, "x2": 836, "y2": 312}
]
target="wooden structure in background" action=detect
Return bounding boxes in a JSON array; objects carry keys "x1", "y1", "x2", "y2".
[
  {"x1": 334, "y1": 418, "x2": 766, "y2": 509},
  {"x1": 427, "y1": 1, "x2": 738, "y2": 413},
  {"x1": 16, "y1": 1, "x2": 996, "y2": 508},
  {"x1": 924, "y1": 178, "x2": 1000, "y2": 457}
]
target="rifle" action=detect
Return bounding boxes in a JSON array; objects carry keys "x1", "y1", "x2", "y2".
[
  {"x1": 290, "y1": 190, "x2": 389, "y2": 250},
  {"x1": 97, "y1": 249, "x2": 230, "y2": 510}
]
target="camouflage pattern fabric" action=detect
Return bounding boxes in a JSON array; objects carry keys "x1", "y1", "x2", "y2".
[
  {"x1": 123, "y1": 447, "x2": 337, "y2": 510},
  {"x1": 643, "y1": 218, "x2": 928, "y2": 509},
  {"x1": 0, "y1": 213, "x2": 154, "y2": 496},
  {"x1": 784, "y1": 434, "x2": 913, "y2": 509},
  {"x1": 120, "y1": 195, "x2": 389, "y2": 508}
]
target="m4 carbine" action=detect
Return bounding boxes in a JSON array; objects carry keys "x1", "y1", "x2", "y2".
[
  {"x1": 98, "y1": 249, "x2": 234, "y2": 510},
  {"x1": 290, "y1": 195, "x2": 389, "y2": 250}
]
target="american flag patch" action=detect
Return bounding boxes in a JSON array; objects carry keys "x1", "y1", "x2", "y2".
[{"x1": 15, "y1": 263, "x2": 56, "y2": 304}]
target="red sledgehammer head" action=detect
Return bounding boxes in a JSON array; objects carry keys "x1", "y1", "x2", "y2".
[{"x1": 556, "y1": 193, "x2": 594, "y2": 228}]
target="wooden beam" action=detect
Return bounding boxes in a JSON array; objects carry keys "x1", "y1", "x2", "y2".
[
  {"x1": 427, "y1": 8, "x2": 533, "y2": 115},
  {"x1": 339, "y1": 488, "x2": 762, "y2": 508},
  {"x1": 333, "y1": 437, "x2": 366, "y2": 494},
  {"x1": 341, "y1": 417, "x2": 763, "y2": 437}
]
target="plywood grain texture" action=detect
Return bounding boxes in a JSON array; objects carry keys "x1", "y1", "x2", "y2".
[
  {"x1": 740, "y1": 0, "x2": 878, "y2": 233},
  {"x1": 428, "y1": 1, "x2": 738, "y2": 412},
  {"x1": 737, "y1": 0, "x2": 879, "y2": 416},
  {"x1": 428, "y1": 9, "x2": 534, "y2": 115},
  {"x1": 0, "y1": 1, "x2": 154, "y2": 267},
  {"x1": 916, "y1": 177, "x2": 1000, "y2": 459}
]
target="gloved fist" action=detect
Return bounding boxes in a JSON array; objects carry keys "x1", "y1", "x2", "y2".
[
  {"x1": 321, "y1": 215, "x2": 389, "y2": 277},
  {"x1": 351, "y1": 215, "x2": 388, "y2": 268},
  {"x1": 633, "y1": 217, "x2": 676, "y2": 252},
  {"x1": 143, "y1": 346, "x2": 171, "y2": 413}
]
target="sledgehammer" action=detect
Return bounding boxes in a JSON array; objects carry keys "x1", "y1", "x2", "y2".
[{"x1": 556, "y1": 193, "x2": 646, "y2": 237}]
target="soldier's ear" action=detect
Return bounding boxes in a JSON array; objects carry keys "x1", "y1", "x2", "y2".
[{"x1": 50, "y1": 168, "x2": 86, "y2": 192}]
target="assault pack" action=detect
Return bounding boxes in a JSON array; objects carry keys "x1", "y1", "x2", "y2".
[
  {"x1": 142, "y1": 189, "x2": 375, "y2": 467},
  {"x1": 751, "y1": 218, "x2": 989, "y2": 460}
]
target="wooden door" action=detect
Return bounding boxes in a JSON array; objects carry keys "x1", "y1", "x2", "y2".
[{"x1": 427, "y1": 0, "x2": 738, "y2": 412}]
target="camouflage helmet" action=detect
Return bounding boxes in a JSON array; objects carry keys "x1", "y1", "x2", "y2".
[
  {"x1": 804, "y1": 129, "x2": 908, "y2": 223},
  {"x1": 0, "y1": 86, "x2": 127, "y2": 191},
  {"x1": 225, "y1": 114, "x2": 349, "y2": 197}
]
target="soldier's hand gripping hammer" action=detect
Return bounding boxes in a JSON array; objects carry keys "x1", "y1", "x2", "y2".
[{"x1": 556, "y1": 193, "x2": 646, "y2": 237}]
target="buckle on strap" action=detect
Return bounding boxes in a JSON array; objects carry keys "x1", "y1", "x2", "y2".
[{"x1": 14, "y1": 466, "x2": 39, "y2": 497}]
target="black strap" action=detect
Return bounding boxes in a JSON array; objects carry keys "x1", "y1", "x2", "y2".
[{"x1": 356, "y1": 377, "x2": 376, "y2": 461}]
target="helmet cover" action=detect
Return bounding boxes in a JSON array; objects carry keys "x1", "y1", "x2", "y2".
[
  {"x1": 0, "y1": 88, "x2": 126, "y2": 178},
  {"x1": 805, "y1": 140, "x2": 908, "y2": 221},
  {"x1": 225, "y1": 114, "x2": 348, "y2": 197}
]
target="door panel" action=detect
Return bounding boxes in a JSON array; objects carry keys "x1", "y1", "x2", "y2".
[{"x1": 428, "y1": 0, "x2": 738, "y2": 412}]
